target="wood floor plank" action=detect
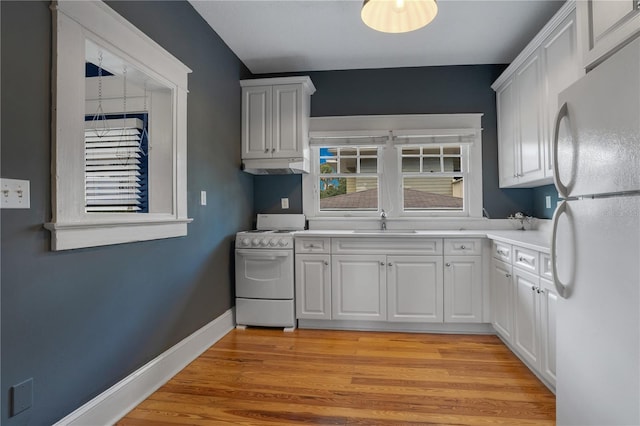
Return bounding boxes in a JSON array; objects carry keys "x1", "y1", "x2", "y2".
[{"x1": 117, "y1": 329, "x2": 555, "y2": 425}]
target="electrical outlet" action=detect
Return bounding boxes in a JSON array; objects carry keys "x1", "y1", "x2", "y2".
[
  {"x1": 11, "y1": 378, "x2": 33, "y2": 417},
  {"x1": 281, "y1": 198, "x2": 289, "y2": 209},
  {"x1": 1, "y1": 178, "x2": 30, "y2": 209},
  {"x1": 545, "y1": 195, "x2": 551, "y2": 209}
]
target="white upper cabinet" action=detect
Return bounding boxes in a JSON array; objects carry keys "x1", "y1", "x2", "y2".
[
  {"x1": 515, "y1": 52, "x2": 545, "y2": 184},
  {"x1": 240, "y1": 77, "x2": 315, "y2": 160},
  {"x1": 578, "y1": 0, "x2": 640, "y2": 70},
  {"x1": 541, "y1": 12, "x2": 583, "y2": 178},
  {"x1": 492, "y1": 1, "x2": 582, "y2": 188}
]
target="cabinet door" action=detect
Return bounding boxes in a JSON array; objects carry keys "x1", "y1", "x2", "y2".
[
  {"x1": 542, "y1": 10, "x2": 582, "y2": 178},
  {"x1": 513, "y1": 268, "x2": 540, "y2": 368},
  {"x1": 241, "y1": 86, "x2": 272, "y2": 159},
  {"x1": 496, "y1": 78, "x2": 518, "y2": 187},
  {"x1": 272, "y1": 84, "x2": 303, "y2": 158},
  {"x1": 578, "y1": 0, "x2": 640, "y2": 69},
  {"x1": 515, "y1": 53, "x2": 545, "y2": 183},
  {"x1": 295, "y1": 254, "x2": 331, "y2": 320},
  {"x1": 387, "y1": 255, "x2": 443, "y2": 322},
  {"x1": 539, "y1": 278, "x2": 557, "y2": 388},
  {"x1": 332, "y1": 255, "x2": 386, "y2": 321},
  {"x1": 443, "y1": 256, "x2": 482, "y2": 323},
  {"x1": 491, "y1": 259, "x2": 514, "y2": 343}
]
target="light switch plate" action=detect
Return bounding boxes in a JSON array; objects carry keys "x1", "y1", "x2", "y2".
[
  {"x1": 281, "y1": 198, "x2": 289, "y2": 209},
  {"x1": 11, "y1": 378, "x2": 33, "y2": 416},
  {"x1": 1, "y1": 178, "x2": 30, "y2": 209},
  {"x1": 200, "y1": 190, "x2": 207, "y2": 206},
  {"x1": 545, "y1": 195, "x2": 551, "y2": 209}
]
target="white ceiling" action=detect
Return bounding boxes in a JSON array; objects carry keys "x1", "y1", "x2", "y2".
[{"x1": 189, "y1": 0, "x2": 565, "y2": 74}]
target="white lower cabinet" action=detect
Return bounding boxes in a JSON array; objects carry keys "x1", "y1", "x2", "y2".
[
  {"x1": 295, "y1": 237, "x2": 485, "y2": 327},
  {"x1": 444, "y1": 256, "x2": 483, "y2": 323},
  {"x1": 387, "y1": 255, "x2": 443, "y2": 322},
  {"x1": 490, "y1": 241, "x2": 556, "y2": 391},
  {"x1": 295, "y1": 254, "x2": 331, "y2": 320},
  {"x1": 331, "y1": 254, "x2": 387, "y2": 321},
  {"x1": 539, "y1": 278, "x2": 558, "y2": 386},
  {"x1": 513, "y1": 267, "x2": 541, "y2": 367},
  {"x1": 490, "y1": 259, "x2": 514, "y2": 343}
]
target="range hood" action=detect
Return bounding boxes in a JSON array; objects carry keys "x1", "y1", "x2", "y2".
[{"x1": 241, "y1": 157, "x2": 310, "y2": 175}]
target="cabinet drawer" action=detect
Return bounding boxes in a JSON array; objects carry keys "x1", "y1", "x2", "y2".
[
  {"x1": 332, "y1": 238, "x2": 442, "y2": 255},
  {"x1": 444, "y1": 238, "x2": 483, "y2": 256},
  {"x1": 295, "y1": 237, "x2": 330, "y2": 254},
  {"x1": 514, "y1": 246, "x2": 538, "y2": 274},
  {"x1": 540, "y1": 252, "x2": 553, "y2": 280},
  {"x1": 493, "y1": 241, "x2": 512, "y2": 263}
]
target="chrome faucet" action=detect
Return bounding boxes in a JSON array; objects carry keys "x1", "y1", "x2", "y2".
[{"x1": 380, "y1": 209, "x2": 387, "y2": 231}]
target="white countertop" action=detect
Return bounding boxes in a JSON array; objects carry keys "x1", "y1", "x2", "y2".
[{"x1": 293, "y1": 229, "x2": 551, "y2": 253}]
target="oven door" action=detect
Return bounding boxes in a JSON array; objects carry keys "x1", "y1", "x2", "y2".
[{"x1": 235, "y1": 249, "x2": 294, "y2": 299}]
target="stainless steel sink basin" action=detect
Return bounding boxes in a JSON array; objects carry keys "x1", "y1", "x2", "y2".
[{"x1": 352, "y1": 230, "x2": 418, "y2": 234}]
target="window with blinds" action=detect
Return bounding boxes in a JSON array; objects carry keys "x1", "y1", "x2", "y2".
[{"x1": 84, "y1": 115, "x2": 148, "y2": 213}]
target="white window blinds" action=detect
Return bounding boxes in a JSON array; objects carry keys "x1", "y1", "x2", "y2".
[{"x1": 84, "y1": 117, "x2": 148, "y2": 212}]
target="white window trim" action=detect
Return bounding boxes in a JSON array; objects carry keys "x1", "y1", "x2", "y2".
[
  {"x1": 303, "y1": 114, "x2": 483, "y2": 225},
  {"x1": 46, "y1": 0, "x2": 192, "y2": 250}
]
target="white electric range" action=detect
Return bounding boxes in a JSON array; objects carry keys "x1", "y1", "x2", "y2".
[{"x1": 234, "y1": 214, "x2": 305, "y2": 330}]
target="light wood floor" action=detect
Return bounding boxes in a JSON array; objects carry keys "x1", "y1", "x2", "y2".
[{"x1": 117, "y1": 328, "x2": 555, "y2": 425}]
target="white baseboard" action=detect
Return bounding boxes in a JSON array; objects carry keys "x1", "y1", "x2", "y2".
[
  {"x1": 298, "y1": 319, "x2": 494, "y2": 334},
  {"x1": 53, "y1": 308, "x2": 235, "y2": 426}
]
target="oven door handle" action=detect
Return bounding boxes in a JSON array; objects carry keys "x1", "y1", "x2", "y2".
[{"x1": 236, "y1": 249, "x2": 291, "y2": 259}]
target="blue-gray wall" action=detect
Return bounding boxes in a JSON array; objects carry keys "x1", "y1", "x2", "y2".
[
  {"x1": 533, "y1": 184, "x2": 561, "y2": 219},
  {"x1": 1, "y1": 1, "x2": 253, "y2": 424},
  {"x1": 252, "y1": 66, "x2": 538, "y2": 219}
]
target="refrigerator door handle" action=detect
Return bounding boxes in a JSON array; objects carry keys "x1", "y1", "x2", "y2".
[
  {"x1": 551, "y1": 200, "x2": 570, "y2": 299},
  {"x1": 553, "y1": 102, "x2": 570, "y2": 199}
]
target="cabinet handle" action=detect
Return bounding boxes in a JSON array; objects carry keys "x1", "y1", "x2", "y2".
[
  {"x1": 271, "y1": 148, "x2": 276, "y2": 153},
  {"x1": 539, "y1": 289, "x2": 545, "y2": 295},
  {"x1": 446, "y1": 263, "x2": 451, "y2": 267},
  {"x1": 264, "y1": 148, "x2": 269, "y2": 153},
  {"x1": 460, "y1": 245, "x2": 466, "y2": 250},
  {"x1": 531, "y1": 285, "x2": 536, "y2": 291},
  {"x1": 388, "y1": 262, "x2": 393, "y2": 266},
  {"x1": 505, "y1": 273, "x2": 511, "y2": 278},
  {"x1": 380, "y1": 261, "x2": 385, "y2": 266},
  {"x1": 324, "y1": 261, "x2": 329, "y2": 266},
  {"x1": 497, "y1": 249, "x2": 506, "y2": 256},
  {"x1": 518, "y1": 256, "x2": 532, "y2": 264}
]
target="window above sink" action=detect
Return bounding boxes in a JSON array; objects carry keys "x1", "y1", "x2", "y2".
[{"x1": 303, "y1": 114, "x2": 483, "y2": 223}]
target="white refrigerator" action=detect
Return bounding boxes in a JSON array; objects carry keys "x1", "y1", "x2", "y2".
[{"x1": 552, "y1": 37, "x2": 640, "y2": 425}]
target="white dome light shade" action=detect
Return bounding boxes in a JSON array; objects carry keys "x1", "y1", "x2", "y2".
[{"x1": 361, "y1": 0, "x2": 438, "y2": 34}]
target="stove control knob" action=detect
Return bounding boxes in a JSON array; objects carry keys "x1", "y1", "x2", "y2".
[
  {"x1": 241, "y1": 238, "x2": 250, "y2": 246},
  {"x1": 269, "y1": 239, "x2": 277, "y2": 247},
  {"x1": 278, "y1": 239, "x2": 288, "y2": 247},
  {"x1": 260, "y1": 239, "x2": 268, "y2": 247},
  {"x1": 252, "y1": 238, "x2": 260, "y2": 246}
]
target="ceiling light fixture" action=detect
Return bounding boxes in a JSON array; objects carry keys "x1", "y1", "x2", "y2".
[{"x1": 361, "y1": 0, "x2": 438, "y2": 34}]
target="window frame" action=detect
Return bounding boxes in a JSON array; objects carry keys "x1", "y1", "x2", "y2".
[
  {"x1": 46, "y1": 0, "x2": 192, "y2": 250},
  {"x1": 303, "y1": 115, "x2": 483, "y2": 223}
]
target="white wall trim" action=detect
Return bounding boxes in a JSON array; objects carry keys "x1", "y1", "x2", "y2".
[{"x1": 53, "y1": 308, "x2": 235, "y2": 426}]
